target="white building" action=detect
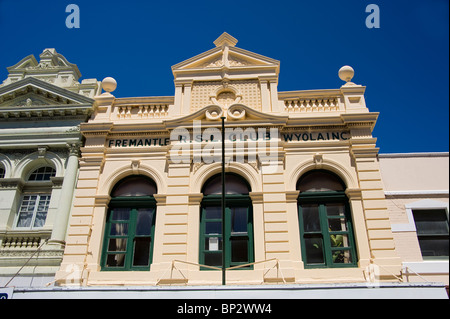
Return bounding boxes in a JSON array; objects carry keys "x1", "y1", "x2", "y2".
[{"x1": 0, "y1": 49, "x2": 99, "y2": 287}]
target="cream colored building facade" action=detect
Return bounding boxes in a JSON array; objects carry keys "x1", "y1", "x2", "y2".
[
  {"x1": 2, "y1": 34, "x2": 447, "y2": 298},
  {"x1": 55, "y1": 33, "x2": 408, "y2": 288}
]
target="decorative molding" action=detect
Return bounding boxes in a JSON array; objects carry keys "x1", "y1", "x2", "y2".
[
  {"x1": 94, "y1": 194, "x2": 111, "y2": 207},
  {"x1": 188, "y1": 193, "x2": 203, "y2": 205},
  {"x1": 249, "y1": 192, "x2": 264, "y2": 204},
  {"x1": 0, "y1": 177, "x2": 25, "y2": 191},
  {"x1": 285, "y1": 190, "x2": 300, "y2": 203},
  {"x1": 153, "y1": 194, "x2": 167, "y2": 206}
]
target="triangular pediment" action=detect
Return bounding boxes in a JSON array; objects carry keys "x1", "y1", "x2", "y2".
[
  {"x1": 172, "y1": 33, "x2": 279, "y2": 73},
  {"x1": 0, "y1": 77, "x2": 94, "y2": 120},
  {"x1": 173, "y1": 46, "x2": 279, "y2": 71},
  {"x1": 0, "y1": 77, "x2": 93, "y2": 107}
]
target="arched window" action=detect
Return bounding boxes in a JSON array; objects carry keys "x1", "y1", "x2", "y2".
[
  {"x1": 27, "y1": 166, "x2": 56, "y2": 181},
  {"x1": 101, "y1": 175, "x2": 157, "y2": 271},
  {"x1": 0, "y1": 166, "x2": 5, "y2": 179},
  {"x1": 297, "y1": 170, "x2": 357, "y2": 268},
  {"x1": 200, "y1": 173, "x2": 254, "y2": 269},
  {"x1": 15, "y1": 166, "x2": 55, "y2": 229}
]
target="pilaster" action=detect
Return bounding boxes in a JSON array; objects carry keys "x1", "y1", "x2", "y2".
[{"x1": 351, "y1": 147, "x2": 402, "y2": 280}]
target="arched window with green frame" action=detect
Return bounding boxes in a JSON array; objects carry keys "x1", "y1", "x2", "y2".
[
  {"x1": 297, "y1": 170, "x2": 357, "y2": 268},
  {"x1": 199, "y1": 173, "x2": 254, "y2": 270},
  {"x1": 101, "y1": 175, "x2": 157, "y2": 271}
]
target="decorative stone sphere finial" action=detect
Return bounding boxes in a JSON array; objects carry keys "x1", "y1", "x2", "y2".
[
  {"x1": 338, "y1": 65, "x2": 354, "y2": 83},
  {"x1": 101, "y1": 77, "x2": 117, "y2": 93}
]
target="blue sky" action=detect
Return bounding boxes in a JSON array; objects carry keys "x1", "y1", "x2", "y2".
[{"x1": 0, "y1": 0, "x2": 448, "y2": 153}]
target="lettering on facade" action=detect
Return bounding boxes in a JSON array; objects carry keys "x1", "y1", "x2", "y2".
[
  {"x1": 107, "y1": 131, "x2": 349, "y2": 148},
  {"x1": 108, "y1": 137, "x2": 170, "y2": 148},
  {"x1": 282, "y1": 131, "x2": 350, "y2": 142}
]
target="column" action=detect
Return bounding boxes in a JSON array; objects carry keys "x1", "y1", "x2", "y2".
[{"x1": 50, "y1": 143, "x2": 80, "y2": 244}]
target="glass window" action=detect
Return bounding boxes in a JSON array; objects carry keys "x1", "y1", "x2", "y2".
[
  {"x1": 412, "y1": 209, "x2": 449, "y2": 259},
  {"x1": 16, "y1": 194, "x2": 51, "y2": 229},
  {"x1": 200, "y1": 173, "x2": 254, "y2": 270},
  {"x1": 297, "y1": 170, "x2": 345, "y2": 193},
  {"x1": 0, "y1": 167, "x2": 5, "y2": 179},
  {"x1": 101, "y1": 176, "x2": 157, "y2": 271},
  {"x1": 202, "y1": 174, "x2": 250, "y2": 195},
  {"x1": 297, "y1": 170, "x2": 357, "y2": 268},
  {"x1": 28, "y1": 167, "x2": 56, "y2": 181},
  {"x1": 111, "y1": 175, "x2": 157, "y2": 197}
]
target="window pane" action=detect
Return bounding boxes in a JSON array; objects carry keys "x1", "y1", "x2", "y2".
[
  {"x1": 28, "y1": 167, "x2": 56, "y2": 181},
  {"x1": 297, "y1": 170, "x2": 345, "y2": 192},
  {"x1": 301, "y1": 205, "x2": 321, "y2": 232},
  {"x1": 326, "y1": 203, "x2": 346, "y2": 216},
  {"x1": 205, "y1": 206, "x2": 221, "y2": 219},
  {"x1": 205, "y1": 221, "x2": 222, "y2": 235},
  {"x1": 110, "y1": 223, "x2": 128, "y2": 236},
  {"x1": 328, "y1": 218, "x2": 347, "y2": 232},
  {"x1": 332, "y1": 250, "x2": 353, "y2": 264},
  {"x1": 304, "y1": 237, "x2": 324, "y2": 264},
  {"x1": 33, "y1": 195, "x2": 50, "y2": 228},
  {"x1": 106, "y1": 254, "x2": 125, "y2": 267},
  {"x1": 17, "y1": 195, "x2": 37, "y2": 228},
  {"x1": 418, "y1": 238, "x2": 449, "y2": 257},
  {"x1": 108, "y1": 238, "x2": 127, "y2": 252},
  {"x1": 205, "y1": 236, "x2": 222, "y2": 251},
  {"x1": 330, "y1": 234, "x2": 350, "y2": 247},
  {"x1": 135, "y1": 208, "x2": 154, "y2": 236},
  {"x1": 231, "y1": 238, "x2": 248, "y2": 263},
  {"x1": 231, "y1": 207, "x2": 247, "y2": 234},
  {"x1": 413, "y1": 210, "x2": 449, "y2": 235},
  {"x1": 202, "y1": 174, "x2": 250, "y2": 195},
  {"x1": 204, "y1": 252, "x2": 222, "y2": 267},
  {"x1": 133, "y1": 238, "x2": 151, "y2": 266},
  {"x1": 111, "y1": 176, "x2": 157, "y2": 197},
  {"x1": 112, "y1": 208, "x2": 130, "y2": 221}
]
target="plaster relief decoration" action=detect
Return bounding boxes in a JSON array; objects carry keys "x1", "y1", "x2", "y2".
[
  {"x1": 204, "y1": 104, "x2": 223, "y2": 121},
  {"x1": 227, "y1": 104, "x2": 246, "y2": 120},
  {"x1": 210, "y1": 85, "x2": 242, "y2": 108}
]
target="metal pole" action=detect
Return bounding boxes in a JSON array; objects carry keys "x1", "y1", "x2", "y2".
[{"x1": 221, "y1": 116, "x2": 226, "y2": 286}]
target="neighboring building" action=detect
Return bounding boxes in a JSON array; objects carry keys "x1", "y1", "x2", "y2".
[
  {"x1": 379, "y1": 152, "x2": 449, "y2": 286},
  {"x1": 0, "y1": 49, "x2": 100, "y2": 287},
  {"x1": 1, "y1": 34, "x2": 447, "y2": 299}
]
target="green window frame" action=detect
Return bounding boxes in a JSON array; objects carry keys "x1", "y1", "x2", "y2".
[
  {"x1": 101, "y1": 196, "x2": 156, "y2": 271},
  {"x1": 298, "y1": 192, "x2": 357, "y2": 268},
  {"x1": 200, "y1": 195, "x2": 254, "y2": 270}
]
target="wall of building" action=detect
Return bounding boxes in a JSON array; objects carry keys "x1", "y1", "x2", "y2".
[
  {"x1": 0, "y1": 49, "x2": 98, "y2": 287},
  {"x1": 54, "y1": 33, "x2": 404, "y2": 287},
  {"x1": 380, "y1": 153, "x2": 449, "y2": 285}
]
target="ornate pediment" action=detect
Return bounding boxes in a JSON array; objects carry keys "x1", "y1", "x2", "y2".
[
  {"x1": 0, "y1": 77, "x2": 94, "y2": 120},
  {"x1": 6, "y1": 48, "x2": 81, "y2": 78},
  {"x1": 172, "y1": 33, "x2": 280, "y2": 73}
]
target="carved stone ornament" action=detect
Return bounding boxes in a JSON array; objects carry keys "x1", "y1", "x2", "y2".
[
  {"x1": 205, "y1": 105, "x2": 223, "y2": 121},
  {"x1": 227, "y1": 104, "x2": 246, "y2": 120}
]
